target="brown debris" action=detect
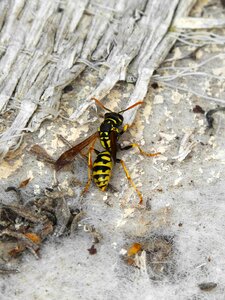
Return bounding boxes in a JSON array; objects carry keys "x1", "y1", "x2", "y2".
[
  {"x1": 70, "y1": 210, "x2": 86, "y2": 234},
  {"x1": 53, "y1": 197, "x2": 71, "y2": 237},
  {"x1": 124, "y1": 236, "x2": 174, "y2": 279},
  {"x1": 0, "y1": 186, "x2": 84, "y2": 269},
  {"x1": 151, "y1": 82, "x2": 159, "y2": 89},
  {"x1": 1, "y1": 204, "x2": 47, "y2": 224},
  {"x1": 83, "y1": 224, "x2": 103, "y2": 244},
  {"x1": 5, "y1": 186, "x2": 23, "y2": 204},
  {"x1": 87, "y1": 245, "x2": 97, "y2": 255},
  {"x1": 0, "y1": 263, "x2": 19, "y2": 274},
  {"x1": 19, "y1": 178, "x2": 31, "y2": 188},
  {"x1": 63, "y1": 85, "x2": 74, "y2": 93},
  {"x1": 198, "y1": 282, "x2": 217, "y2": 291},
  {"x1": 24, "y1": 233, "x2": 41, "y2": 244},
  {"x1": 127, "y1": 243, "x2": 142, "y2": 257},
  {"x1": 0, "y1": 229, "x2": 40, "y2": 259},
  {"x1": 193, "y1": 105, "x2": 205, "y2": 114}
]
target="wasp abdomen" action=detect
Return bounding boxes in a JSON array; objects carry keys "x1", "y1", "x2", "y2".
[{"x1": 93, "y1": 151, "x2": 112, "y2": 191}]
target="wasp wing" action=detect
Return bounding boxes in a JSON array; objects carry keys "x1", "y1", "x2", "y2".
[
  {"x1": 30, "y1": 145, "x2": 55, "y2": 164},
  {"x1": 55, "y1": 132, "x2": 99, "y2": 171},
  {"x1": 109, "y1": 130, "x2": 118, "y2": 163}
]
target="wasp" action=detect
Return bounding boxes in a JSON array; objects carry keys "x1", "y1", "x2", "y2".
[
  {"x1": 55, "y1": 98, "x2": 160, "y2": 204},
  {"x1": 55, "y1": 98, "x2": 143, "y2": 169},
  {"x1": 89, "y1": 149, "x2": 145, "y2": 203}
]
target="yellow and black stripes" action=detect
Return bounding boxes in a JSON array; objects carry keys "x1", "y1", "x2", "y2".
[
  {"x1": 99, "y1": 129, "x2": 111, "y2": 150},
  {"x1": 99, "y1": 126, "x2": 120, "y2": 150},
  {"x1": 98, "y1": 113, "x2": 123, "y2": 151},
  {"x1": 93, "y1": 151, "x2": 113, "y2": 191}
]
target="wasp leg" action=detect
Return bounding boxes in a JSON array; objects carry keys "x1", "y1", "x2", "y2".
[
  {"x1": 119, "y1": 123, "x2": 142, "y2": 137},
  {"x1": 94, "y1": 149, "x2": 100, "y2": 155},
  {"x1": 118, "y1": 124, "x2": 129, "y2": 137},
  {"x1": 82, "y1": 142, "x2": 97, "y2": 194},
  {"x1": 120, "y1": 143, "x2": 160, "y2": 157},
  {"x1": 118, "y1": 159, "x2": 143, "y2": 205},
  {"x1": 81, "y1": 148, "x2": 100, "y2": 159}
]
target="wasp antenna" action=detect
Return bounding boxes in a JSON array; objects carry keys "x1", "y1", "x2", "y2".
[
  {"x1": 91, "y1": 97, "x2": 112, "y2": 112},
  {"x1": 119, "y1": 101, "x2": 144, "y2": 114}
]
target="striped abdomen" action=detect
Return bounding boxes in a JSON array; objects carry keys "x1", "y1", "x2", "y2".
[{"x1": 93, "y1": 151, "x2": 112, "y2": 191}]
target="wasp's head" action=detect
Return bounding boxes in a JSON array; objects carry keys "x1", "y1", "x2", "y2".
[
  {"x1": 104, "y1": 112, "x2": 123, "y2": 127},
  {"x1": 92, "y1": 97, "x2": 144, "y2": 127}
]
